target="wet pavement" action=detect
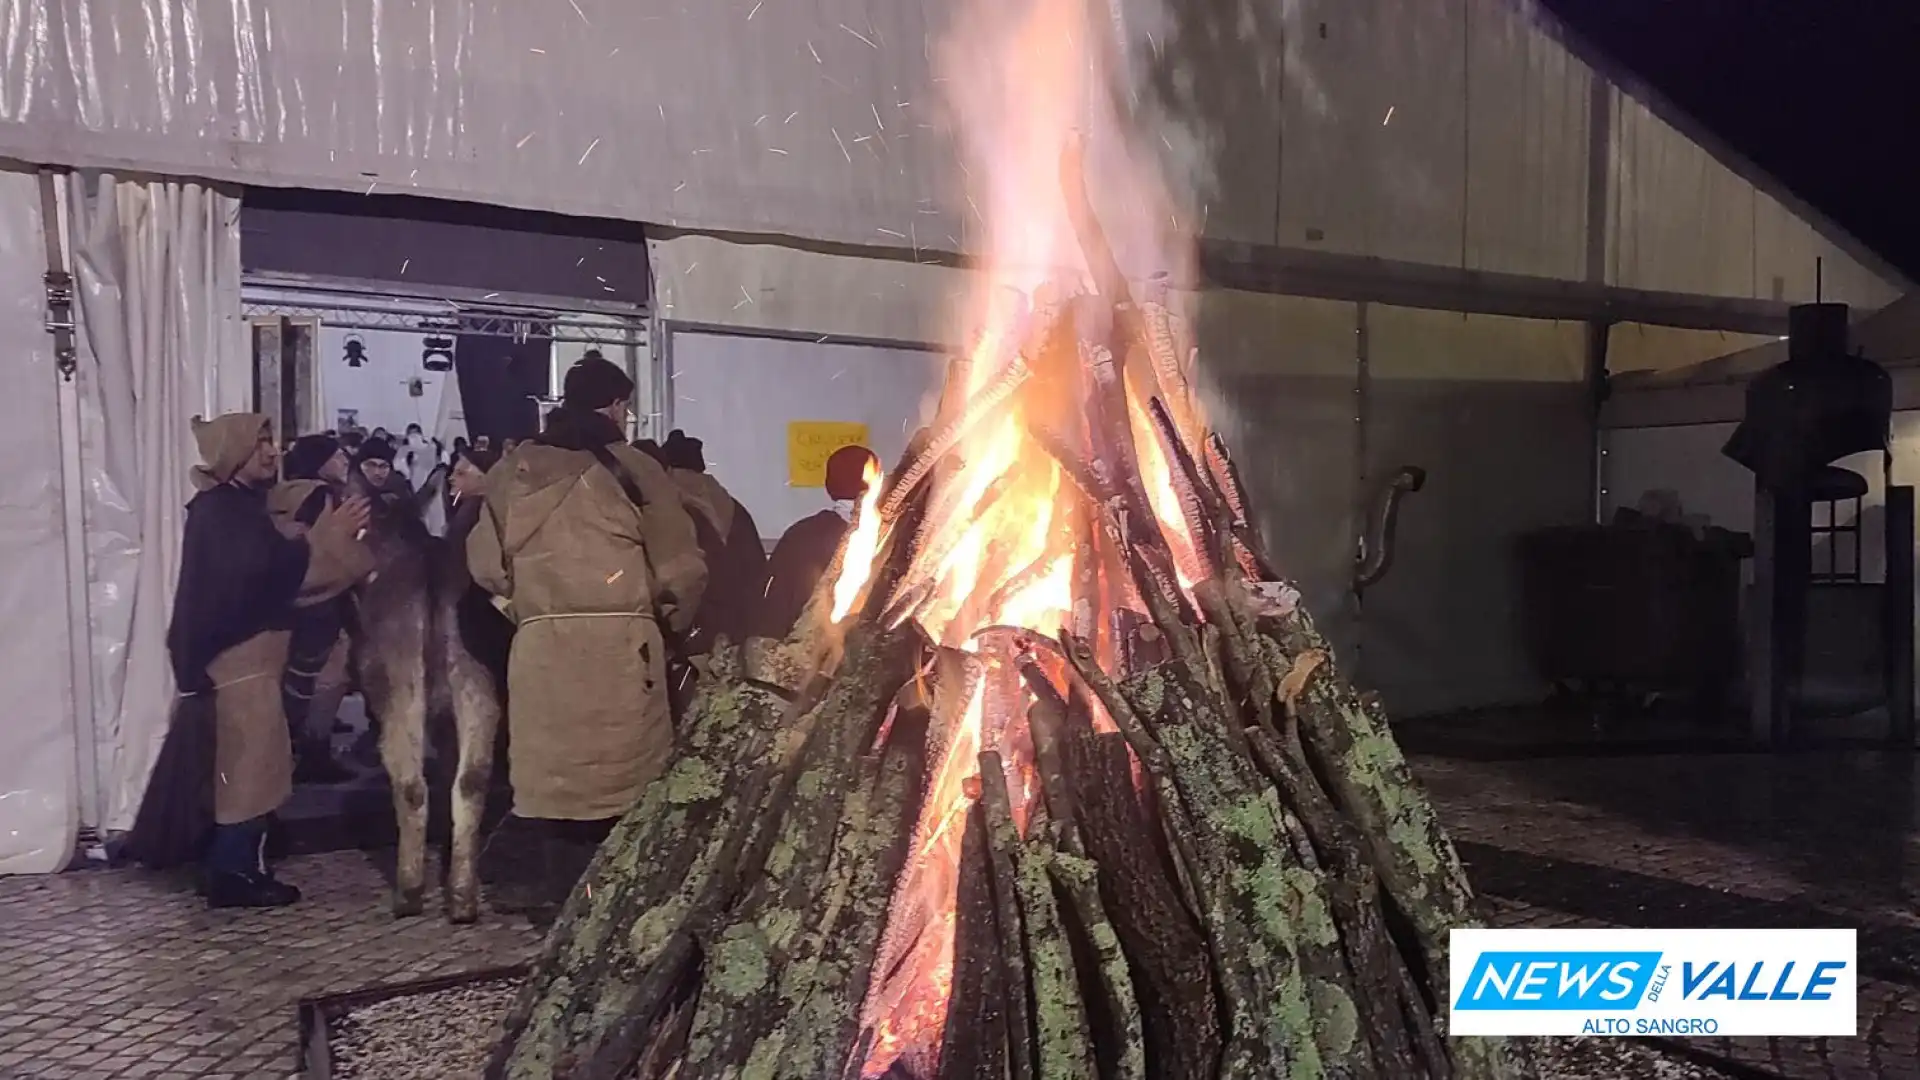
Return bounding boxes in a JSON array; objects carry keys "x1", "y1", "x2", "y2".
[{"x1": 0, "y1": 744, "x2": 1914, "y2": 1078}]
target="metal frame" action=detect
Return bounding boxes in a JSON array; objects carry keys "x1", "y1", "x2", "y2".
[
  {"x1": 654, "y1": 318, "x2": 948, "y2": 435},
  {"x1": 295, "y1": 965, "x2": 526, "y2": 1079},
  {"x1": 242, "y1": 272, "x2": 648, "y2": 346}
]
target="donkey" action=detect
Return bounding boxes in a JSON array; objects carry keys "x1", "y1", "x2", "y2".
[{"x1": 342, "y1": 472, "x2": 504, "y2": 923}]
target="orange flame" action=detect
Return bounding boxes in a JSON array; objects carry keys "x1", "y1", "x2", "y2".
[
  {"x1": 831, "y1": 457, "x2": 887, "y2": 622},
  {"x1": 830, "y1": 0, "x2": 1203, "y2": 1072}
]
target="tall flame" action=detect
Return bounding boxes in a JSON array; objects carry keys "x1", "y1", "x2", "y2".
[{"x1": 840, "y1": 0, "x2": 1201, "y2": 1073}]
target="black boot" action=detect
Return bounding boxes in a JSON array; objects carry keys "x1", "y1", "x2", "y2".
[
  {"x1": 204, "y1": 819, "x2": 302, "y2": 910},
  {"x1": 206, "y1": 870, "x2": 302, "y2": 909}
]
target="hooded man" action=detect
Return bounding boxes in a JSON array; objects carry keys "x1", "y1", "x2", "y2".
[
  {"x1": 467, "y1": 355, "x2": 708, "y2": 826},
  {"x1": 267, "y1": 434, "x2": 358, "y2": 784},
  {"x1": 757, "y1": 443, "x2": 879, "y2": 639},
  {"x1": 638, "y1": 430, "x2": 769, "y2": 655},
  {"x1": 149, "y1": 414, "x2": 372, "y2": 907}
]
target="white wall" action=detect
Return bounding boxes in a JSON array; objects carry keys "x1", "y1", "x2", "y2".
[
  {"x1": 667, "y1": 329, "x2": 945, "y2": 537},
  {"x1": 315, "y1": 326, "x2": 456, "y2": 440}
]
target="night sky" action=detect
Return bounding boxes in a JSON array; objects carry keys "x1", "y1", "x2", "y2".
[{"x1": 1544, "y1": 0, "x2": 1920, "y2": 280}]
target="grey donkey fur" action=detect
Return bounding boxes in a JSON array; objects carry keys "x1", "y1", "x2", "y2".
[{"x1": 343, "y1": 473, "x2": 503, "y2": 923}]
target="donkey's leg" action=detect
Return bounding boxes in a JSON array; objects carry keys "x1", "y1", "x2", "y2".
[
  {"x1": 444, "y1": 654, "x2": 501, "y2": 924},
  {"x1": 377, "y1": 671, "x2": 430, "y2": 918}
]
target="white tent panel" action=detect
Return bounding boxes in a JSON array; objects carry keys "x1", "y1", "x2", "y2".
[
  {"x1": 666, "y1": 329, "x2": 945, "y2": 538},
  {"x1": 0, "y1": 169, "x2": 81, "y2": 873},
  {"x1": 649, "y1": 235, "x2": 971, "y2": 349},
  {"x1": 1607, "y1": 92, "x2": 1901, "y2": 310}
]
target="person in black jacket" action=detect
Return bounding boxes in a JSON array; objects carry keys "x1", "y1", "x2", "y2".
[
  {"x1": 636, "y1": 431, "x2": 769, "y2": 655},
  {"x1": 757, "y1": 443, "x2": 878, "y2": 639},
  {"x1": 142, "y1": 413, "x2": 371, "y2": 907}
]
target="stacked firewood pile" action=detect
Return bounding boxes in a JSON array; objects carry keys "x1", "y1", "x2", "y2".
[{"x1": 481, "y1": 152, "x2": 1532, "y2": 1080}]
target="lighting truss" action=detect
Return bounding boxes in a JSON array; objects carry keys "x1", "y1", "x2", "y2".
[{"x1": 241, "y1": 297, "x2": 644, "y2": 346}]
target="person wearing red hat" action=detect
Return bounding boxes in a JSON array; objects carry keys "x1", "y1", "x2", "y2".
[{"x1": 756, "y1": 443, "x2": 880, "y2": 638}]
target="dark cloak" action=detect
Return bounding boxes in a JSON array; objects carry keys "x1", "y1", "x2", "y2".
[
  {"x1": 127, "y1": 482, "x2": 311, "y2": 869},
  {"x1": 755, "y1": 509, "x2": 849, "y2": 640}
]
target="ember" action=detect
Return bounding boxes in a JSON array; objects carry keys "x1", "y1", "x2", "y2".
[{"x1": 483, "y1": 0, "x2": 1529, "y2": 1078}]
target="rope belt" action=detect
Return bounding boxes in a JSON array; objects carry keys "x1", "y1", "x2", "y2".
[{"x1": 517, "y1": 611, "x2": 657, "y2": 629}]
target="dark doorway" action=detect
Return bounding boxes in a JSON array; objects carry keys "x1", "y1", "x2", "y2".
[{"x1": 455, "y1": 334, "x2": 552, "y2": 443}]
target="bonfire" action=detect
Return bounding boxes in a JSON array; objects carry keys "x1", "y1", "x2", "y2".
[{"x1": 485, "y1": 1, "x2": 1528, "y2": 1077}]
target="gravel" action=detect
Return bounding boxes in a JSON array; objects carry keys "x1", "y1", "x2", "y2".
[
  {"x1": 324, "y1": 978, "x2": 1744, "y2": 1080},
  {"x1": 325, "y1": 976, "x2": 524, "y2": 1079},
  {"x1": 1531, "y1": 1036, "x2": 1745, "y2": 1080}
]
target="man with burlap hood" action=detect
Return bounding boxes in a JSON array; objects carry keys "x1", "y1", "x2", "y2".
[
  {"x1": 133, "y1": 414, "x2": 371, "y2": 908},
  {"x1": 468, "y1": 356, "x2": 707, "y2": 824},
  {"x1": 636, "y1": 430, "x2": 768, "y2": 654}
]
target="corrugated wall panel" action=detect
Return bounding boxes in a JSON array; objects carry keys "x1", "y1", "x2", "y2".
[
  {"x1": 1194, "y1": 292, "x2": 1363, "y2": 659},
  {"x1": 1358, "y1": 307, "x2": 1590, "y2": 715},
  {"x1": 1275, "y1": 0, "x2": 1471, "y2": 268},
  {"x1": 1608, "y1": 91, "x2": 1758, "y2": 300},
  {"x1": 1462, "y1": 0, "x2": 1592, "y2": 280},
  {"x1": 1607, "y1": 93, "x2": 1900, "y2": 308}
]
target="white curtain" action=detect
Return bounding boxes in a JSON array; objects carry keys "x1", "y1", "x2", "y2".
[
  {"x1": 68, "y1": 173, "x2": 246, "y2": 834},
  {"x1": 0, "y1": 169, "x2": 82, "y2": 874}
]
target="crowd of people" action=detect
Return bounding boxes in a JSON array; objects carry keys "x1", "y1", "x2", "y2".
[{"x1": 128, "y1": 353, "x2": 881, "y2": 910}]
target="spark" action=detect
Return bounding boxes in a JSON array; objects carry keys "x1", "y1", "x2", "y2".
[
  {"x1": 483, "y1": 293, "x2": 500, "y2": 300},
  {"x1": 673, "y1": 181, "x2": 686, "y2": 191},
  {"x1": 755, "y1": 114, "x2": 768, "y2": 126},
  {"x1": 399, "y1": 259, "x2": 410, "y2": 275},
  {"x1": 609, "y1": 47, "x2": 620, "y2": 57},
  {"x1": 516, "y1": 131, "x2": 536, "y2": 148},
  {"x1": 659, "y1": 104, "x2": 667, "y2": 121},
  {"x1": 578, "y1": 137, "x2": 601, "y2": 165},
  {"x1": 365, "y1": 181, "x2": 378, "y2": 195},
  {"x1": 872, "y1": 103, "x2": 885, "y2": 131},
  {"x1": 808, "y1": 41, "x2": 821, "y2": 64},
  {"x1": 878, "y1": 227, "x2": 906, "y2": 238},
  {"x1": 566, "y1": 0, "x2": 588, "y2": 24},
  {"x1": 683, "y1": 262, "x2": 698, "y2": 274},
  {"x1": 739, "y1": 286, "x2": 755, "y2": 305},
  {"x1": 769, "y1": 147, "x2": 789, "y2": 155},
  {"x1": 832, "y1": 127, "x2": 852, "y2": 162},
  {"x1": 595, "y1": 275, "x2": 607, "y2": 283},
  {"x1": 854, "y1": 135, "x2": 873, "y2": 143},
  {"x1": 842, "y1": 23, "x2": 877, "y2": 48},
  {"x1": 1162, "y1": 134, "x2": 1173, "y2": 152},
  {"x1": 1382, "y1": 105, "x2": 1395, "y2": 126},
  {"x1": 831, "y1": 368, "x2": 847, "y2": 380},
  {"x1": 747, "y1": 0, "x2": 763, "y2": 17},
  {"x1": 529, "y1": 47, "x2": 546, "y2": 54},
  {"x1": 784, "y1": 111, "x2": 799, "y2": 124}
]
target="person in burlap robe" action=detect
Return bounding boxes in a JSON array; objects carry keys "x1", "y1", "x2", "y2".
[
  {"x1": 468, "y1": 356, "x2": 707, "y2": 833},
  {"x1": 135, "y1": 413, "x2": 372, "y2": 908},
  {"x1": 637, "y1": 429, "x2": 768, "y2": 658},
  {"x1": 268, "y1": 434, "x2": 358, "y2": 784}
]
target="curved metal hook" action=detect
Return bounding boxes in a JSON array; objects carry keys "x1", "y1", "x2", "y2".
[{"x1": 1354, "y1": 465, "x2": 1427, "y2": 593}]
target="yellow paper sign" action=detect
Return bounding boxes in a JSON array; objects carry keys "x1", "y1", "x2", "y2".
[{"x1": 787, "y1": 421, "x2": 870, "y2": 487}]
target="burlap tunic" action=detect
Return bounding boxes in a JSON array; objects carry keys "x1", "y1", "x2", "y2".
[{"x1": 468, "y1": 440, "x2": 706, "y2": 821}]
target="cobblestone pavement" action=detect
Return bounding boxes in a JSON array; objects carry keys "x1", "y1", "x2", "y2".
[
  {"x1": 1423, "y1": 752, "x2": 1920, "y2": 1080},
  {"x1": 0, "y1": 854, "x2": 540, "y2": 1079},
  {"x1": 0, "y1": 750, "x2": 1914, "y2": 1078}
]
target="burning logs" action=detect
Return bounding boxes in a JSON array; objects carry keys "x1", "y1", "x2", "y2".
[{"x1": 484, "y1": 147, "x2": 1528, "y2": 1080}]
